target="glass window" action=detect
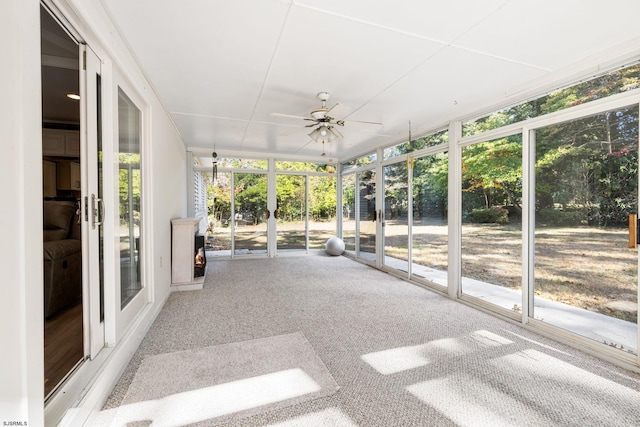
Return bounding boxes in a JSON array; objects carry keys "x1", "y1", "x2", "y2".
[
  {"x1": 384, "y1": 129, "x2": 448, "y2": 160},
  {"x1": 276, "y1": 174, "x2": 307, "y2": 251},
  {"x1": 463, "y1": 63, "x2": 640, "y2": 137},
  {"x1": 384, "y1": 162, "x2": 409, "y2": 273},
  {"x1": 207, "y1": 171, "x2": 232, "y2": 257},
  {"x1": 342, "y1": 152, "x2": 377, "y2": 173},
  {"x1": 358, "y1": 170, "x2": 377, "y2": 263},
  {"x1": 412, "y1": 152, "x2": 448, "y2": 287},
  {"x1": 533, "y1": 105, "x2": 638, "y2": 354},
  {"x1": 342, "y1": 174, "x2": 356, "y2": 254},
  {"x1": 276, "y1": 161, "x2": 332, "y2": 173},
  {"x1": 233, "y1": 172, "x2": 268, "y2": 255},
  {"x1": 461, "y1": 135, "x2": 523, "y2": 313},
  {"x1": 118, "y1": 88, "x2": 142, "y2": 308},
  {"x1": 217, "y1": 158, "x2": 267, "y2": 169},
  {"x1": 309, "y1": 175, "x2": 337, "y2": 249}
]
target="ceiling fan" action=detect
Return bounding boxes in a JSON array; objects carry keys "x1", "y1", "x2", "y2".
[{"x1": 270, "y1": 92, "x2": 382, "y2": 142}]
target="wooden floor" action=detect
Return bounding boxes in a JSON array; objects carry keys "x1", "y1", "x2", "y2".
[{"x1": 44, "y1": 303, "x2": 84, "y2": 398}]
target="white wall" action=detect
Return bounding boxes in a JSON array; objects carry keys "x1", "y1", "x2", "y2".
[
  {"x1": 0, "y1": 0, "x2": 188, "y2": 424},
  {"x1": 0, "y1": 1, "x2": 44, "y2": 425},
  {"x1": 150, "y1": 96, "x2": 188, "y2": 304}
]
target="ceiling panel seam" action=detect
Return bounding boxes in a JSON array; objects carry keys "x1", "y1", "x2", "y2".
[
  {"x1": 240, "y1": 1, "x2": 294, "y2": 149},
  {"x1": 443, "y1": 0, "x2": 550, "y2": 71},
  {"x1": 294, "y1": 3, "x2": 450, "y2": 45},
  {"x1": 449, "y1": 43, "x2": 551, "y2": 72},
  {"x1": 294, "y1": 0, "x2": 547, "y2": 124},
  {"x1": 171, "y1": 111, "x2": 249, "y2": 123}
]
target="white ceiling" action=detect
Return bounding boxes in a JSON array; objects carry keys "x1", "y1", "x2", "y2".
[{"x1": 102, "y1": 0, "x2": 640, "y2": 162}]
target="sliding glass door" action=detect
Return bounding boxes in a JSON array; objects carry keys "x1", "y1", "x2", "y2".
[
  {"x1": 233, "y1": 172, "x2": 268, "y2": 255},
  {"x1": 41, "y1": 10, "x2": 107, "y2": 397},
  {"x1": 383, "y1": 162, "x2": 409, "y2": 273},
  {"x1": 83, "y1": 46, "x2": 106, "y2": 359},
  {"x1": 276, "y1": 174, "x2": 307, "y2": 252},
  {"x1": 41, "y1": 10, "x2": 85, "y2": 397},
  {"x1": 358, "y1": 170, "x2": 377, "y2": 263}
]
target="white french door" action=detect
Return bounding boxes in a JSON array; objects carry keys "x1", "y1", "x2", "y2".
[{"x1": 80, "y1": 45, "x2": 105, "y2": 359}]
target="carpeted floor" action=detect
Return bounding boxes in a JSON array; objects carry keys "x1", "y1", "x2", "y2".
[
  {"x1": 96, "y1": 331, "x2": 338, "y2": 426},
  {"x1": 102, "y1": 254, "x2": 640, "y2": 426}
]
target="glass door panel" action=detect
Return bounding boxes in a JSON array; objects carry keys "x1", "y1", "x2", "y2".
[
  {"x1": 412, "y1": 152, "x2": 448, "y2": 287},
  {"x1": 207, "y1": 171, "x2": 232, "y2": 257},
  {"x1": 533, "y1": 106, "x2": 638, "y2": 355},
  {"x1": 309, "y1": 175, "x2": 337, "y2": 249},
  {"x1": 461, "y1": 135, "x2": 523, "y2": 313},
  {"x1": 118, "y1": 88, "x2": 142, "y2": 309},
  {"x1": 233, "y1": 172, "x2": 268, "y2": 255},
  {"x1": 342, "y1": 174, "x2": 356, "y2": 255},
  {"x1": 358, "y1": 170, "x2": 376, "y2": 263},
  {"x1": 276, "y1": 174, "x2": 307, "y2": 252},
  {"x1": 41, "y1": 8, "x2": 85, "y2": 397},
  {"x1": 83, "y1": 45, "x2": 105, "y2": 358},
  {"x1": 384, "y1": 163, "x2": 409, "y2": 273}
]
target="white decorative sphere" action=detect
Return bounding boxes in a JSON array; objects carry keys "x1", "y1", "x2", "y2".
[{"x1": 325, "y1": 237, "x2": 345, "y2": 256}]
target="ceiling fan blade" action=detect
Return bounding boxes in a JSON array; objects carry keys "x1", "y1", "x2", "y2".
[
  {"x1": 339, "y1": 118, "x2": 383, "y2": 129},
  {"x1": 326, "y1": 102, "x2": 350, "y2": 119},
  {"x1": 279, "y1": 126, "x2": 307, "y2": 137},
  {"x1": 269, "y1": 112, "x2": 312, "y2": 121}
]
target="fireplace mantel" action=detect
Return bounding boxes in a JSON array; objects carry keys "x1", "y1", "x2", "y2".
[{"x1": 171, "y1": 217, "x2": 206, "y2": 291}]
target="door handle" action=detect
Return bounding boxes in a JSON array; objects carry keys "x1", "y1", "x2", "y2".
[
  {"x1": 91, "y1": 194, "x2": 104, "y2": 229},
  {"x1": 96, "y1": 197, "x2": 104, "y2": 227}
]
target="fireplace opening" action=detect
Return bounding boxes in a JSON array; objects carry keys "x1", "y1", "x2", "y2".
[{"x1": 194, "y1": 234, "x2": 206, "y2": 277}]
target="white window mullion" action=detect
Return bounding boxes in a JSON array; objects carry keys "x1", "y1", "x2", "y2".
[
  {"x1": 522, "y1": 128, "x2": 534, "y2": 324},
  {"x1": 448, "y1": 120, "x2": 462, "y2": 300}
]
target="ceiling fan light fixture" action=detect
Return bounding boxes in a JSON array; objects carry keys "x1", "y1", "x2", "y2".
[
  {"x1": 327, "y1": 126, "x2": 342, "y2": 141},
  {"x1": 308, "y1": 125, "x2": 341, "y2": 143}
]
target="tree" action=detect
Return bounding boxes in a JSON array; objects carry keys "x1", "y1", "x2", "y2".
[
  {"x1": 208, "y1": 173, "x2": 231, "y2": 225},
  {"x1": 461, "y1": 136, "x2": 522, "y2": 213},
  {"x1": 234, "y1": 174, "x2": 267, "y2": 225}
]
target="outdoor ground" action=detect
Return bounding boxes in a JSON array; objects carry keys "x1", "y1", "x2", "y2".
[
  {"x1": 384, "y1": 222, "x2": 638, "y2": 323},
  {"x1": 208, "y1": 220, "x2": 638, "y2": 323}
]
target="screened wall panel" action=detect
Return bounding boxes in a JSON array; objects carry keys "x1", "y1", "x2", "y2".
[
  {"x1": 533, "y1": 105, "x2": 639, "y2": 355},
  {"x1": 461, "y1": 135, "x2": 523, "y2": 313}
]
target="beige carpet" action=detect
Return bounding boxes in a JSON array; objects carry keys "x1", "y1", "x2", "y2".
[
  {"x1": 101, "y1": 255, "x2": 640, "y2": 426},
  {"x1": 95, "y1": 332, "x2": 338, "y2": 426}
]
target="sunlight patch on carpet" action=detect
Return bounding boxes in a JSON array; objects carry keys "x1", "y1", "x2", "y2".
[
  {"x1": 407, "y1": 375, "x2": 551, "y2": 426},
  {"x1": 362, "y1": 330, "x2": 513, "y2": 375},
  {"x1": 490, "y1": 349, "x2": 640, "y2": 417},
  {"x1": 264, "y1": 408, "x2": 358, "y2": 427},
  {"x1": 94, "y1": 332, "x2": 338, "y2": 426}
]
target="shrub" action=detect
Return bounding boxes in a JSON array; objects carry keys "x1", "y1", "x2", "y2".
[
  {"x1": 536, "y1": 208, "x2": 584, "y2": 226},
  {"x1": 468, "y1": 207, "x2": 509, "y2": 224}
]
